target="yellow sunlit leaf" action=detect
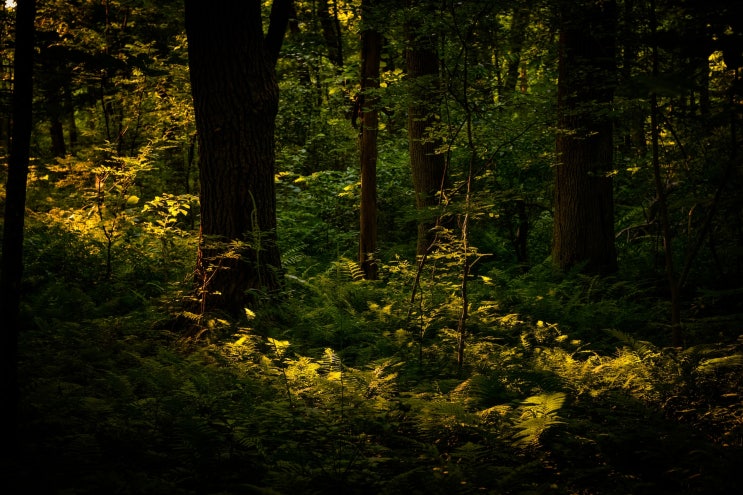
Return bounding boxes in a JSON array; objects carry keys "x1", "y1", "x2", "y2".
[{"x1": 268, "y1": 338, "x2": 290, "y2": 350}]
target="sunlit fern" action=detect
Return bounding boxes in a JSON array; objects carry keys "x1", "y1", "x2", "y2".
[
  {"x1": 326, "y1": 257, "x2": 365, "y2": 282},
  {"x1": 510, "y1": 391, "x2": 566, "y2": 448},
  {"x1": 605, "y1": 328, "x2": 658, "y2": 359},
  {"x1": 695, "y1": 354, "x2": 743, "y2": 374}
]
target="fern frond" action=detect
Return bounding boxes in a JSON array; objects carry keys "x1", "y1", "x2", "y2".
[
  {"x1": 345, "y1": 258, "x2": 365, "y2": 281},
  {"x1": 696, "y1": 354, "x2": 743, "y2": 374},
  {"x1": 281, "y1": 245, "x2": 305, "y2": 266},
  {"x1": 320, "y1": 347, "x2": 342, "y2": 371},
  {"x1": 451, "y1": 373, "x2": 509, "y2": 408},
  {"x1": 511, "y1": 392, "x2": 566, "y2": 448},
  {"x1": 605, "y1": 329, "x2": 657, "y2": 358}
]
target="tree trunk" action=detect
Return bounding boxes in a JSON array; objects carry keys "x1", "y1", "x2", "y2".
[
  {"x1": 359, "y1": 0, "x2": 381, "y2": 280},
  {"x1": 1, "y1": 0, "x2": 36, "y2": 463},
  {"x1": 0, "y1": 3, "x2": 10, "y2": 154},
  {"x1": 406, "y1": 0, "x2": 446, "y2": 258},
  {"x1": 40, "y1": 57, "x2": 67, "y2": 156},
  {"x1": 185, "y1": 0, "x2": 290, "y2": 315},
  {"x1": 552, "y1": 0, "x2": 618, "y2": 275},
  {"x1": 318, "y1": 0, "x2": 343, "y2": 67},
  {"x1": 513, "y1": 199, "x2": 529, "y2": 266},
  {"x1": 49, "y1": 119, "x2": 66, "y2": 157},
  {"x1": 503, "y1": 2, "x2": 530, "y2": 95},
  {"x1": 618, "y1": 0, "x2": 647, "y2": 157},
  {"x1": 64, "y1": 84, "x2": 78, "y2": 153}
]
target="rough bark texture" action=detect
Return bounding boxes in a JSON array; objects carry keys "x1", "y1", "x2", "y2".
[
  {"x1": 1, "y1": 0, "x2": 36, "y2": 459},
  {"x1": 359, "y1": 0, "x2": 381, "y2": 280},
  {"x1": 552, "y1": 0, "x2": 618, "y2": 275},
  {"x1": 185, "y1": 1, "x2": 289, "y2": 314},
  {"x1": 406, "y1": 0, "x2": 446, "y2": 257}
]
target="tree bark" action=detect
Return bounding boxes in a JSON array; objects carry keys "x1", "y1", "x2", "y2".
[
  {"x1": 552, "y1": 0, "x2": 618, "y2": 275},
  {"x1": 318, "y1": 0, "x2": 343, "y2": 67},
  {"x1": 359, "y1": 0, "x2": 381, "y2": 280},
  {"x1": 406, "y1": 0, "x2": 446, "y2": 258},
  {"x1": 185, "y1": 0, "x2": 290, "y2": 315},
  {"x1": 503, "y1": 2, "x2": 530, "y2": 95},
  {"x1": 1, "y1": 0, "x2": 36, "y2": 463},
  {"x1": 39, "y1": 54, "x2": 67, "y2": 157},
  {"x1": 64, "y1": 84, "x2": 78, "y2": 153}
]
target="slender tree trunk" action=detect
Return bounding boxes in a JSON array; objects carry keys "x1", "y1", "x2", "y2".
[
  {"x1": 1, "y1": 0, "x2": 36, "y2": 465},
  {"x1": 651, "y1": 91, "x2": 682, "y2": 346},
  {"x1": 406, "y1": 0, "x2": 446, "y2": 258},
  {"x1": 619, "y1": 0, "x2": 647, "y2": 156},
  {"x1": 49, "y1": 119, "x2": 66, "y2": 157},
  {"x1": 64, "y1": 84, "x2": 77, "y2": 153},
  {"x1": 185, "y1": 0, "x2": 290, "y2": 315},
  {"x1": 513, "y1": 199, "x2": 529, "y2": 266},
  {"x1": 318, "y1": 0, "x2": 343, "y2": 67},
  {"x1": 503, "y1": 2, "x2": 530, "y2": 95},
  {"x1": 41, "y1": 66, "x2": 66, "y2": 156},
  {"x1": 648, "y1": 0, "x2": 682, "y2": 347},
  {"x1": 359, "y1": 0, "x2": 381, "y2": 280},
  {"x1": 552, "y1": 0, "x2": 618, "y2": 275}
]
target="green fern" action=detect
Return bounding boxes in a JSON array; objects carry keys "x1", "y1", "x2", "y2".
[
  {"x1": 606, "y1": 328, "x2": 658, "y2": 359},
  {"x1": 344, "y1": 258, "x2": 366, "y2": 281},
  {"x1": 696, "y1": 354, "x2": 743, "y2": 374},
  {"x1": 510, "y1": 392, "x2": 566, "y2": 448}
]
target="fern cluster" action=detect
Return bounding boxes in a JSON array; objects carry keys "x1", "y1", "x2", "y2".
[{"x1": 13, "y1": 220, "x2": 743, "y2": 495}]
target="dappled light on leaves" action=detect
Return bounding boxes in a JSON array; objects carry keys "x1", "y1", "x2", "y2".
[{"x1": 5, "y1": 0, "x2": 743, "y2": 494}]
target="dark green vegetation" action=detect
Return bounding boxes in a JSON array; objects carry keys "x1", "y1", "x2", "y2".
[{"x1": 2, "y1": 0, "x2": 743, "y2": 493}]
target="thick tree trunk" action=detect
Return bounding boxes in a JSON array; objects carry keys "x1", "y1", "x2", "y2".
[
  {"x1": 185, "y1": 1, "x2": 288, "y2": 314},
  {"x1": 406, "y1": 0, "x2": 446, "y2": 258},
  {"x1": 359, "y1": 0, "x2": 381, "y2": 280},
  {"x1": 552, "y1": 0, "x2": 618, "y2": 275},
  {"x1": 1, "y1": 0, "x2": 36, "y2": 463}
]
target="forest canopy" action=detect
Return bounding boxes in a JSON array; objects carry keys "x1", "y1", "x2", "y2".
[{"x1": 1, "y1": 0, "x2": 743, "y2": 493}]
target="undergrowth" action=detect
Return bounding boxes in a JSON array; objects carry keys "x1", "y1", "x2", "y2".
[{"x1": 11, "y1": 245, "x2": 743, "y2": 495}]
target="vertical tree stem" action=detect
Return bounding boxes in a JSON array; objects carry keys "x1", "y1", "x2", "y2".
[{"x1": 649, "y1": 0, "x2": 682, "y2": 347}]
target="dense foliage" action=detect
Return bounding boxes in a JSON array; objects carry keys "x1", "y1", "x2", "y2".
[{"x1": 2, "y1": 0, "x2": 742, "y2": 493}]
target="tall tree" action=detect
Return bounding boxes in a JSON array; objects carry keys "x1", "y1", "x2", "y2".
[
  {"x1": 1, "y1": 0, "x2": 36, "y2": 459},
  {"x1": 0, "y1": 3, "x2": 12, "y2": 155},
  {"x1": 184, "y1": 0, "x2": 291, "y2": 315},
  {"x1": 502, "y1": 0, "x2": 531, "y2": 95},
  {"x1": 552, "y1": 0, "x2": 618, "y2": 274},
  {"x1": 358, "y1": 0, "x2": 381, "y2": 279},
  {"x1": 318, "y1": 0, "x2": 344, "y2": 67},
  {"x1": 406, "y1": 0, "x2": 446, "y2": 258}
]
